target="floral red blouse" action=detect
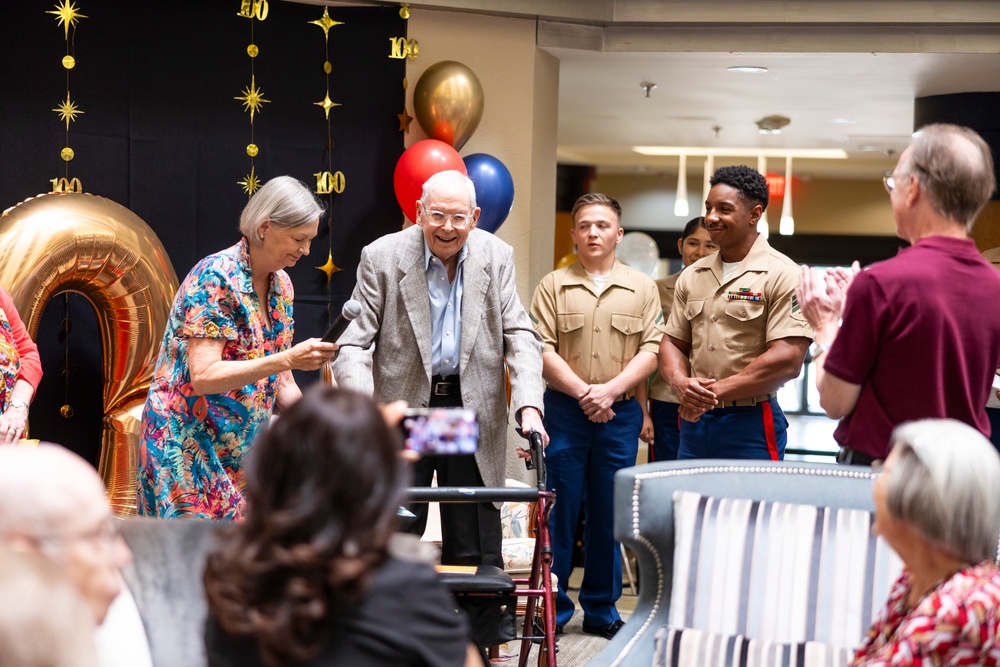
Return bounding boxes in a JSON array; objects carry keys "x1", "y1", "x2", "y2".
[{"x1": 852, "y1": 562, "x2": 1000, "y2": 666}]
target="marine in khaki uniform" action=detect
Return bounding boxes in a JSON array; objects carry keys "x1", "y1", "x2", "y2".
[
  {"x1": 661, "y1": 165, "x2": 811, "y2": 460},
  {"x1": 530, "y1": 193, "x2": 662, "y2": 639},
  {"x1": 636, "y1": 217, "x2": 717, "y2": 461}
]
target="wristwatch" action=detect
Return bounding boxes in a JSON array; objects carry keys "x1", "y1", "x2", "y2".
[
  {"x1": 809, "y1": 341, "x2": 831, "y2": 360},
  {"x1": 7, "y1": 399, "x2": 29, "y2": 412}
]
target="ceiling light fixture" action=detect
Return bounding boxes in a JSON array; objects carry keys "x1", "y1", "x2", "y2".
[
  {"x1": 640, "y1": 81, "x2": 657, "y2": 98},
  {"x1": 674, "y1": 154, "x2": 689, "y2": 217},
  {"x1": 756, "y1": 115, "x2": 791, "y2": 134},
  {"x1": 779, "y1": 155, "x2": 795, "y2": 235},
  {"x1": 632, "y1": 147, "x2": 848, "y2": 159},
  {"x1": 727, "y1": 65, "x2": 768, "y2": 74},
  {"x1": 828, "y1": 117, "x2": 856, "y2": 124}
]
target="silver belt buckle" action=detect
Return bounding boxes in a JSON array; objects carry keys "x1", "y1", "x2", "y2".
[{"x1": 433, "y1": 381, "x2": 453, "y2": 396}]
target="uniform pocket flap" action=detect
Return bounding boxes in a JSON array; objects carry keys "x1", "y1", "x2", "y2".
[
  {"x1": 683, "y1": 299, "x2": 705, "y2": 321},
  {"x1": 610, "y1": 313, "x2": 643, "y2": 336},
  {"x1": 556, "y1": 312, "x2": 585, "y2": 333},
  {"x1": 725, "y1": 300, "x2": 765, "y2": 322}
]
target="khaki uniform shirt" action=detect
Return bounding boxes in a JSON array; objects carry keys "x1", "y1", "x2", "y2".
[
  {"x1": 665, "y1": 234, "x2": 811, "y2": 382},
  {"x1": 650, "y1": 272, "x2": 681, "y2": 402},
  {"x1": 531, "y1": 260, "x2": 664, "y2": 390}
]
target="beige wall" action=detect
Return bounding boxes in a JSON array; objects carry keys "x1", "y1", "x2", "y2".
[
  {"x1": 405, "y1": 9, "x2": 558, "y2": 478},
  {"x1": 592, "y1": 172, "x2": 898, "y2": 236}
]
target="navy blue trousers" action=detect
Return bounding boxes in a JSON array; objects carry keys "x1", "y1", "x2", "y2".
[
  {"x1": 649, "y1": 399, "x2": 681, "y2": 462},
  {"x1": 677, "y1": 397, "x2": 787, "y2": 460},
  {"x1": 543, "y1": 389, "x2": 641, "y2": 628}
]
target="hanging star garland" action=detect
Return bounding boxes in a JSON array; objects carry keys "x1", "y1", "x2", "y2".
[
  {"x1": 238, "y1": 165, "x2": 261, "y2": 196},
  {"x1": 316, "y1": 251, "x2": 343, "y2": 282},
  {"x1": 235, "y1": 75, "x2": 270, "y2": 123},
  {"x1": 309, "y1": 7, "x2": 343, "y2": 40},
  {"x1": 47, "y1": 0, "x2": 87, "y2": 39},
  {"x1": 397, "y1": 108, "x2": 413, "y2": 132},
  {"x1": 314, "y1": 94, "x2": 341, "y2": 120},
  {"x1": 53, "y1": 93, "x2": 84, "y2": 130}
]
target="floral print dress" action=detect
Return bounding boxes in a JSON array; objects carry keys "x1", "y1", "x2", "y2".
[
  {"x1": 852, "y1": 562, "x2": 1000, "y2": 666},
  {"x1": 137, "y1": 238, "x2": 294, "y2": 519}
]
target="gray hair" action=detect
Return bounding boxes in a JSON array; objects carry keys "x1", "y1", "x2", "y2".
[
  {"x1": 419, "y1": 170, "x2": 477, "y2": 211},
  {"x1": 903, "y1": 123, "x2": 996, "y2": 231},
  {"x1": 239, "y1": 176, "x2": 325, "y2": 246},
  {"x1": 886, "y1": 419, "x2": 1000, "y2": 563}
]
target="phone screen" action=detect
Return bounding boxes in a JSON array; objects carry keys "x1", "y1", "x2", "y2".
[{"x1": 402, "y1": 408, "x2": 479, "y2": 455}]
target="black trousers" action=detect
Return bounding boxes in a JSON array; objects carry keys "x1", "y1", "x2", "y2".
[{"x1": 404, "y1": 388, "x2": 502, "y2": 569}]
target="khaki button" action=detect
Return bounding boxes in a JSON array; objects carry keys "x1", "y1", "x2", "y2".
[
  {"x1": 709, "y1": 345, "x2": 715, "y2": 351},
  {"x1": 712, "y1": 315, "x2": 718, "y2": 322},
  {"x1": 593, "y1": 352, "x2": 599, "y2": 358},
  {"x1": 595, "y1": 326, "x2": 600, "y2": 332},
  {"x1": 741, "y1": 310, "x2": 747, "y2": 317}
]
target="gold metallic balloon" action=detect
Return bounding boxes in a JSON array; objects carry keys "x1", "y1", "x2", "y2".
[
  {"x1": 0, "y1": 192, "x2": 180, "y2": 515},
  {"x1": 556, "y1": 252, "x2": 579, "y2": 269},
  {"x1": 412, "y1": 60, "x2": 484, "y2": 151}
]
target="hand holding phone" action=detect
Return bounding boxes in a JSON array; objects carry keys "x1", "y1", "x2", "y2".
[{"x1": 402, "y1": 408, "x2": 478, "y2": 455}]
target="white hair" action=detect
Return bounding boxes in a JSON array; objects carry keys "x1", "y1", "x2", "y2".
[
  {"x1": 239, "y1": 176, "x2": 325, "y2": 246},
  {"x1": 419, "y1": 170, "x2": 477, "y2": 211},
  {"x1": 887, "y1": 419, "x2": 1000, "y2": 563}
]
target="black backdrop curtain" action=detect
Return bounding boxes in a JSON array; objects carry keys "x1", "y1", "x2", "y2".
[{"x1": 0, "y1": 0, "x2": 406, "y2": 463}]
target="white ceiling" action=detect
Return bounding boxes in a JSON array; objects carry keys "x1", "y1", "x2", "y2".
[{"x1": 550, "y1": 50, "x2": 1000, "y2": 180}]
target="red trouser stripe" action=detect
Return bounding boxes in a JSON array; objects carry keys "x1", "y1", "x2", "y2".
[{"x1": 761, "y1": 400, "x2": 779, "y2": 461}]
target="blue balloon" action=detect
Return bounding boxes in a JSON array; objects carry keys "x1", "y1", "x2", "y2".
[{"x1": 463, "y1": 153, "x2": 514, "y2": 234}]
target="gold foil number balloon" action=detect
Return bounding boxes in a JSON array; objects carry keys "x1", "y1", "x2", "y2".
[
  {"x1": 412, "y1": 60, "x2": 485, "y2": 152},
  {"x1": 0, "y1": 192, "x2": 180, "y2": 516}
]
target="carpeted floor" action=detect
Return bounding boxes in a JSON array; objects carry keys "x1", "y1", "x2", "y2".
[{"x1": 492, "y1": 565, "x2": 639, "y2": 666}]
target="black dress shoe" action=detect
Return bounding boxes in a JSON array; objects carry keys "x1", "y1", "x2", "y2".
[{"x1": 581, "y1": 619, "x2": 625, "y2": 639}]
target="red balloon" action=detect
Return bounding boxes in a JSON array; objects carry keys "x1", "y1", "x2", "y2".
[{"x1": 393, "y1": 140, "x2": 467, "y2": 222}]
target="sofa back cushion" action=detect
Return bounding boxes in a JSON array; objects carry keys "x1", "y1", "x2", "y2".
[
  {"x1": 669, "y1": 490, "x2": 902, "y2": 649},
  {"x1": 652, "y1": 626, "x2": 856, "y2": 667}
]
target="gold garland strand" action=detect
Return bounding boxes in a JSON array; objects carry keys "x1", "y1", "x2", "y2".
[
  {"x1": 392, "y1": 4, "x2": 417, "y2": 131},
  {"x1": 48, "y1": 0, "x2": 86, "y2": 194},
  {"x1": 310, "y1": 7, "x2": 345, "y2": 293},
  {"x1": 236, "y1": 0, "x2": 270, "y2": 196}
]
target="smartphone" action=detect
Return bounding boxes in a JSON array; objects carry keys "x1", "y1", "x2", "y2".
[{"x1": 402, "y1": 408, "x2": 479, "y2": 455}]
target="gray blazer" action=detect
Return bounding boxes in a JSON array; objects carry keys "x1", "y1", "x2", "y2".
[{"x1": 333, "y1": 225, "x2": 544, "y2": 489}]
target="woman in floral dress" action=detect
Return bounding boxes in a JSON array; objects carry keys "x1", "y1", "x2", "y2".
[
  {"x1": 137, "y1": 176, "x2": 339, "y2": 519},
  {"x1": 0, "y1": 287, "x2": 42, "y2": 443},
  {"x1": 853, "y1": 419, "x2": 1000, "y2": 666}
]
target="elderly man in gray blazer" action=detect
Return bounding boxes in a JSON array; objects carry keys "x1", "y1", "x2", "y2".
[{"x1": 334, "y1": 169, "x2": 546, "y2": 572}]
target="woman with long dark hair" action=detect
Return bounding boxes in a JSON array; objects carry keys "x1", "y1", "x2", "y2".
[{"x1": 204, "y1": 385, "x2": 479, "y2": 667}]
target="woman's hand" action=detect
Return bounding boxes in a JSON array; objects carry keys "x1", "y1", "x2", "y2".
[
  {"x1": 284, "y1": 338, "x2": 339, "y2": 371},
  {"x1": 0, "y1": 403, "x2": 28, "y2": 444}
]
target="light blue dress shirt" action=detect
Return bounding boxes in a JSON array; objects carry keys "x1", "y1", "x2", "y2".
[{"x1": 425, "y1": 241, "x2": 466, "y2": 377}]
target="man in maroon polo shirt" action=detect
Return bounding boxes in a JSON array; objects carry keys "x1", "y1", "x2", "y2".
[{"x1": 797, "y1": 123, "x2": 1000, "y2": 464}]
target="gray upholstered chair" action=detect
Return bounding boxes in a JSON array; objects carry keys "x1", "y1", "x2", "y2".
[{"x1": 588, "y1": 459, "x2": 890, "y2": 667}]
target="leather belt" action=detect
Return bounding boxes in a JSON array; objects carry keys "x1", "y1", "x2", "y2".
[
  {"x1": 615, "y1": 389, "x2": 636, "y2": 403},
  {"x1": 431, "y1": 374, "x2": 461, "y2": 397},
  {"x1": 837, "y1": 446, "x2": 877, "y2": 466},
  {"x1": 714, "y1": 393, "x2": 776, "y2": 409}
]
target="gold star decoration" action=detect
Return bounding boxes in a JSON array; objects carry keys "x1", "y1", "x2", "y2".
[
  {"x1": 235, "y1": 75, "x2": 270, "y2": 122},
  {"x1": 314, "y1": 93, "x2": 341, "y2": 120},
  {"x1": 316, "y1": 251, "x2": 343, "y2": 283},
  {"x1": 309, "y1": 7, "x2": 344, "y2": 40},
  {"x1": 397, "y1": 108, "x2": 413, "y2": 132},
  {"x1": 53, "y1": 93, "x2": 84, "y2": 130},
  {"x1": 238, "y1": 166, "x2": 261, "y2": 196},
  {"x1": 47, "y1": 0, "x2": 87, "y2": 40}
]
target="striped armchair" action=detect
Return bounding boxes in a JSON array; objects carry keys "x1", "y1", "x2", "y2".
[{"x1": 589, "y1": 460, "x2": 898, "y2": 667}]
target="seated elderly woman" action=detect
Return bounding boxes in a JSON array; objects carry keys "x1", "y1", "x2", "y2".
[
  {"x1": 203, "y1": 384, "x2": 480, "y2": 667},
  {"x1": 852, "y1": 418, "x2": 1000, "y2": 665}
]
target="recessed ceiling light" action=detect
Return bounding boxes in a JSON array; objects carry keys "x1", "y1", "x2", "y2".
[
  {"x1": 632, "y1": 146, "x2": 848, "y2": 159},
  {"x1": 828, "y1": 117, "x2": 856, "y2": 124},
  {"x1": 856, "y1": 145, "x2": 881, "y2": 152},
  {"x1": 727, "y1": 66, "x2": 768, "y2": 74}
]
